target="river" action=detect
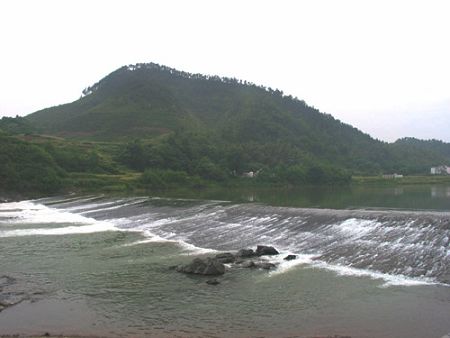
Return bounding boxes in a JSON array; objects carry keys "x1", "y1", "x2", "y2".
[{"x1": 0, "y1": 185, "x2": 449, "y2": 337}]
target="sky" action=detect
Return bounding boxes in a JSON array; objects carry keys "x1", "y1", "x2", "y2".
[{"x1": 1, "y1": 0, "x2": 449, "y2": 142}]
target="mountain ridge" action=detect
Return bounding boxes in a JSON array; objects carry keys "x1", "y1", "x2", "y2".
[{"x1": 20, "y1": 62, "x2": 450, "y2": 176}]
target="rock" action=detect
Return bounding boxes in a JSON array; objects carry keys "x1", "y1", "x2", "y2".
[
  {"x1": 0, "y1": 293, "x2": 25, "y2": 306},
  {"x1": 255, "y1": 245, "x2": 279, "y2": 256},
  {"x1": 236, "y1": 248, "x2": 255, "y2": 258},
  {"x1": 257, "y1": 262, "x2": 277, "y2": 270},
  {"x1": 241, "y1": 260, "x2": 257, "y2": 268},
  {"x1": 203, "y1": 260, "x2": 225, "y2": 275},
  {"x1": 176, "y1": 257, "x2": 225, "y2": 276},
  {"x1": 215, "y1": 252, "x2": 235, "y2": 264},
  {"x1": 284, "y1": 254, "x2": 297, "y2": 261},
  {"x1": 206, "y1": 278, "x2": 220, "y2": 285},
  {"x1": 0, "y1": 275, "x2": 16, "y2": 288}
]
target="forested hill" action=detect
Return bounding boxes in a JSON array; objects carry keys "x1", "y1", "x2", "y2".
[
  {"x1": 27, "y1": 63, "x2": 368, "y2": 144},
  {"x1": 23, "y1": 63, "x2": 450, "y2": 177}
]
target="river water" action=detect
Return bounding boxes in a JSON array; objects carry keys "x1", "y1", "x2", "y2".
[{"x1": 0, "y1": 186, "x2": 449, "y2": 337}]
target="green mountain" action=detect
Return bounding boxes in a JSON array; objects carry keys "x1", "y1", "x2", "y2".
[
  {"x1": 28, "y1": 63, "x2": 357, "y2": 141},
  {"x1": 20, "y1": 63, "x2": 450, "y2": 178}
]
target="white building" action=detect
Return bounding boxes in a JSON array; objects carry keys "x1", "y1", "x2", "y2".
[
  {"x1": 430, "y1": 165, "x2": 450, "y2": 175},
  {"x1": 242, "y1": 171, "x2": 254, "y2": 178},
  {"x1": 382, "y1": 173, "x2": 403, "y2": 179}
]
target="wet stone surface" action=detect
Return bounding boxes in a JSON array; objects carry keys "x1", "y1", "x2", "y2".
[{"x1": 0, "y1": 275, "x2": 46, "y2": 312}]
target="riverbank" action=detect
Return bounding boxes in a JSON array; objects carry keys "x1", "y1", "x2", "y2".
[{"x1": 352, "y1": 174, "x2": 450, "y2": 185}]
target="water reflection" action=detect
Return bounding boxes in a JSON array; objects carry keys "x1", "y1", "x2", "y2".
[
  {"x1": 158, "y1": 184, "x2": 450, "y2": 211},
  {"x1": 393, "y1": 187, "x2": 404, "y2": 195},
  {"x1": 430, "y1": 186, "x2": 450, "y2": 198}
]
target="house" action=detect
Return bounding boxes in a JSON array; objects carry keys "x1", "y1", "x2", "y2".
[
  {"x1": 241, "y1": 169, "x2": 262, "y2": 178},
  {"x1": 430, "y1": 165, "x2": 450, "y2": 175},
  {"x1": 242, "y1": 171, "x2": 254, "y2": 178},
  {"x1": 382, "y1": 173, "x2": 403, "y2": 179}
]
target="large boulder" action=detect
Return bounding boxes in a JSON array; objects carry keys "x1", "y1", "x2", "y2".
[
  {"x1": 256, "y1": 262, "x2": 277, "y2": 270},
  {"x1": 255, "y1": 245, "x2": 279, "y2": 256},
  {"x1": 284, "y1": 254, "x2": 297, "y2": 261},
  {"x1": 240, "y1": 260, "x2": 257, "y2": 268},
  {"x1": 176, "y1": 258, "x2": 225, "y2": 276},
  {"x1": 215, "y1": 252, "x2": 235, "y2": 264},
  {"x1": 236, "y1": 248, "x2": 255, "y2": 258}
]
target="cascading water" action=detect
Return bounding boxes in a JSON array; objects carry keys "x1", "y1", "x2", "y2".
[{"x1": 1, "y1": 196, "x2": 448, "y2": 287}]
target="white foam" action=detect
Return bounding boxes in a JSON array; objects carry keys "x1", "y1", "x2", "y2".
[
  {"x1": 269, "y1": 253, "x2": 318, "y2": 276},
  {"x1": 309, "y1": 260, "x2": 438, "y2": 287},
  {"x1": 177, "y1": 240, "x2": 218, "y2": 255},
  {"x1": 264, "y1": 249, "x2": 438, "y2": 286},
  {"x1": 79, "y1": 199, "x2": 147, "y2": 214},
  {"x1": 0, "y1": 201, "x2": 98, "y2": 225},
  {"x1": 0, "y1": 200, "x2": 35, "y2": 211},
  {"x1": 67, "y1": 200, "x2": 125, "y2": 211},
  {"x1": 50, "y1": 195, "x2": 104, "y2": 205},
  {"x1": 121, "y1": 235, "x2": 172, "y2": 247},
  {"x1": 0, "y1": 200, "x2": 121, "y2": 237},
  {"x1": 117, "y1": 216, "x2": 179, "y2": 232},
  {"x1": 0, "y1": 222, "x2": 118, "y2": 237},
  {"x1": 331, "y1": 218, "x2": 381, "y2": 239},
  {"x1": 121, "y1": 229, "x2": 217, "y2": 255}
]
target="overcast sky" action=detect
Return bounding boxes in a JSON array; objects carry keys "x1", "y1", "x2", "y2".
[{"x1": 1, "y1": 0, "x2": 449, "y2": 142}]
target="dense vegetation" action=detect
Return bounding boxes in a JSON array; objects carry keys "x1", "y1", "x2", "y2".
[
  {"x1": 1, "y1": 63, "x2": 450, "y2": 197},
  {"x1": 0, "y1": 116, "x2": 36, "y2": 135},
  {"x1": 390, "y1": 138, "x2": 450, "y2": 173},
  {"x1": 0, "y1": 133, "x2": 64, "y2": 194}
]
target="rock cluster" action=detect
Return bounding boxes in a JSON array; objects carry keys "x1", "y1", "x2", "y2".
[
  {"x1": 176, "y1": 257, "x2": 225, "y2": 275},
  {"x1": 174, "y1": 245, "x2": 298, "y2": 285}
]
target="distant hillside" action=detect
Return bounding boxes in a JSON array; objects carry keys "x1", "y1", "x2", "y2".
[
  {"x1": 387, "y1": 138, "x2": 450, "y2": 173},
  {"x1": 25, "y1": 63, "x2": 450, "y2": 176},
  {"x1": 392, "y1": 137, "x2": 450, "y2": 159}
]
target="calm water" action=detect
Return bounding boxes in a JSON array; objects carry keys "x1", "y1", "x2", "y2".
[{"x1": 0, "y1": 185, "x2": 449, "y2": 337}]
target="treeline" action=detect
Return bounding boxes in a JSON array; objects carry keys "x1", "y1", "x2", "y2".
[
  {"x1": 2, "y1": 126, "x2": 449, "y2": 198},
  {"x1": 0, "y1": 130, "x2": 350, "y2": 198},
  {"x1": 0, "y1": 116, "x2": 36, "y2": 134},
  {"x1": 83, "y1": 62, "x2": 291, "y2": 99},
  {"x1": 0, "y1": 134, "x2": 64, "y2": 194},
  {"x1": 118, "y1": 131, "x2": 350, "y2": 187},
  {"x1": 0, "y1": 132, "x2": 118, "y2": 195}
]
